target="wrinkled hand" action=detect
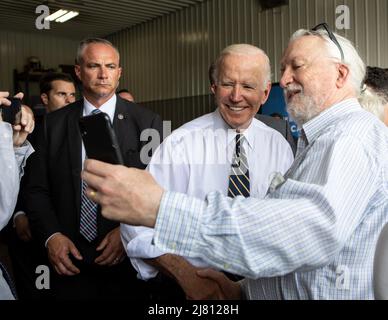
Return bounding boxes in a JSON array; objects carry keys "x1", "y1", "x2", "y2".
[
  {"x1": 95, "y1": 227, "x2": 126, "y2": 266},
  {"x1": 196, "y1": 269, "x2": 242, "y2": 300},
  {"x1": 177, "y1": 265, "x2": 225, "y2": 300},
  {"x1": 14, "y1": 214, "x2": 32, "y2": 242},
  {"x1": 47, "y1": 233, "x2": 83, "y2": 276},
  {"x1": 82, "y1": 159, "x2": 164, "y2": 227}
]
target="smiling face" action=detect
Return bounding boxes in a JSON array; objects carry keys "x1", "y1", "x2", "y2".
[
  {"x1": 214, "y1": 53, "x2": 271, "y2": 130},
  {"x1": 75, "y1": 43, "x2": 121, "y2": 107},
  {"x1": 280, "y1": 36, "x2": 341, "y2": 126}
]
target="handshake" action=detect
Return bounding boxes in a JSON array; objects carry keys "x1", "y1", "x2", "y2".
[{"x1": 0, "y1": 91, "x2": 35, "y2": 147}]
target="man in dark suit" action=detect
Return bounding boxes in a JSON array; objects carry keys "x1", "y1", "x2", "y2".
[
  {"x1": 3, "y1": 72, "x2": 76, "y2": 300},
  {"x1": 26, "y1": 38, "x2": 162, "y2": 299}
]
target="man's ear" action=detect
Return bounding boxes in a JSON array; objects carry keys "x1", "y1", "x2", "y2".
[
  {"x1": 41, "y1": 93, "x2": 48, "y2": 106},
  {"x1": 210, "y1": 84, "x2": 216, "y2": 94},
  {"x1": 74, "y1": 64, "x2": 81, "y2": 81},
  {"x1": 260, "y1": 81, "x2": 272, "y2": 105},
  {"x1": 336, "y1": 64, "x2": 350, "y2": 88}
]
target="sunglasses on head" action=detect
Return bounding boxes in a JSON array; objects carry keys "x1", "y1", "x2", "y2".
[{"x1": 311, "y1": 23, "x2": 344, "y2": 62}]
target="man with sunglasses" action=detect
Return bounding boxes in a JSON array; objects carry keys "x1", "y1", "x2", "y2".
[{"x1": 82, "y1": 25, "x2": 388, "y2": 299}]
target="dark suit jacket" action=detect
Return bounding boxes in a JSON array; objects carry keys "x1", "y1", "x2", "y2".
[
  {"x1": 255, "y1": 114, "x2": 297, "y2": 155},
  {"x1": 26, "y1": 96, "x2": 163, "y2": 263}
]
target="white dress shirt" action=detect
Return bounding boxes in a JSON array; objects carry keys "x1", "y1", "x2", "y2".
[
  {"x1": 154, "y1": 99, "x2": 388, "y2": 299},
  {"x1": 121, "y1": 109, "x2": 294, "y2": 280},
  {"x1": 0, "y1": 122, "x2": 33, "y2": 300}
]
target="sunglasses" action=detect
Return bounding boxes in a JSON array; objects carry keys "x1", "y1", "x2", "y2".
[{"x1": 311, "y1": 23, "x2": 344, "y2": 62}]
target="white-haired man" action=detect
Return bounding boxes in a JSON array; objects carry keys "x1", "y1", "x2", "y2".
[
  {"x1": 120, "y1": 44, "x2": 294, "y2": 299},
  {"x1": 83, "y1": 25, "x2": 388, "y2": 299}
]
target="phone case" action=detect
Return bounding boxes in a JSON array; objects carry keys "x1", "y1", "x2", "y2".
[
  {"x1": 79, "y1": 112, "x2": 124, "y2": 165},
  {"x1": 0, "y1": 98, "x2": 21, "y2": 125}
]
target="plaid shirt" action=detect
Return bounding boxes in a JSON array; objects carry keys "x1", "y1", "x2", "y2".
[{"x1": 154, "y1": 99, "x2": 388, "y2": 299}]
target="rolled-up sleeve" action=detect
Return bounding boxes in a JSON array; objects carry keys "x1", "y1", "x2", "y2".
[{"x1": 153, "y1": 134, "x2": 380, "y2": 279}]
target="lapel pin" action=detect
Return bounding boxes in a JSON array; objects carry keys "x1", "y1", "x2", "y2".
[{"x1": 118, "y1": 113, "x2": 124, "y2": 120}]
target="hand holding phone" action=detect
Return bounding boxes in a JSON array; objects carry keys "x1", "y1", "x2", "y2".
[{"x1": 0, "y1": 97, "x2": 22, "y2": 125}]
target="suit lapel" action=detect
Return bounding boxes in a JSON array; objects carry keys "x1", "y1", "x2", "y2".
[
  {"x1": 113, "y1": 97, "x2": 143, "y2": 168},
  {"x1": 67, "y1": 101, "x2": 83, "y2": 214},
  {"x1": 113, "y1": 97, "x2": 135, "y2": 148},
  {"x1": 113, "y1": 97, "x2": 127, "y2": 134}
]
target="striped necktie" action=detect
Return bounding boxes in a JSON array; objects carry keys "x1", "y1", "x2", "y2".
[
  {"x1": 225, "y1": 133, "x2": 250, "y2": 281},
  {"x1": 79, "y1": 108, "x2": 101, "y2": 242},
  {"x1": 228, "y1": 133, "x2": 250, "y2": 198}
]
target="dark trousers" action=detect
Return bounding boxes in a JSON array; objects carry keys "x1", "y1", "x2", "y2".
[
  {"x1": 51, "y1": 257, "x2": 148, "y2": 300},
  {"x1": 146, "y1": 273, "x2": 186, "y2": 301},
  {"x1": 3, "y1": 226, "x2": 51, "y2": 300}
]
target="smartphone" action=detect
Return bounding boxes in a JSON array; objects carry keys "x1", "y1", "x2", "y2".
[
  {"x1": 0, "y1": 98, "x2": 21, "y2": 125},
  {"x1": 79, "y1": 112, "x2": 124, "y2": 165}
]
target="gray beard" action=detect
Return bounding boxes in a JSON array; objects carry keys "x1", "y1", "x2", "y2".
[{"x1": 286, "y1": 93, "x2": 323, "y2": 127}]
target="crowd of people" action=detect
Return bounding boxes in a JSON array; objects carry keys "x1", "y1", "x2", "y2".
[{"x1": 1, "y1": 23, "x2": 387, "y2": 300}]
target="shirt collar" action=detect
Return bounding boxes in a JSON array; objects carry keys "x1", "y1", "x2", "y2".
[
  {"x1": 214, "y1": 108, "x2": 255, "y2": 150},
  {"x1": 302, "y1": 98, "x2": 361, "y2": 145},
  {"x1": 83, "y1": 94, "x2": 117, "y2": 123}
]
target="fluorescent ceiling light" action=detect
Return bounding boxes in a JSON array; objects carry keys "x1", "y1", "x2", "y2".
[
  {"x1": 45, "y1": 9, "x2": 68, "y2": 21},
  {"x1": 55, "y1": 11, "x2": 79, "y2": 23}
]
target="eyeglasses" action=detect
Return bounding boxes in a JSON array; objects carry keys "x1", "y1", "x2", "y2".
[{"x1": 311, "y1": 23, "x2": 344, "y2": 62}]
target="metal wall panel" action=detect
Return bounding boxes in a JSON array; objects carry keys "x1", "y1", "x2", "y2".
[
  {"x1": 0, "y1": 30, "x2": 79, "y2": 93},
  {"x1": 107, "y1": 0, "x2": 388, "y2": 105},
  {"x1": 1, "y1": 0, "x2": 386, "y2": 116}
]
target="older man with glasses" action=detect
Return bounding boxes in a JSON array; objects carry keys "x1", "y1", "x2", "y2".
[{"x1": 82, "y1": 24, "x2": 388, "y2": 300}]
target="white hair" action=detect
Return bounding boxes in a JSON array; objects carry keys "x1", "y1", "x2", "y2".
[
  {"x1": 359, "y1": 86, "x2": 387, "y2": 123},
  {"x1": 290, "y1": 29, "x2": 366, "y2": 95},
  {"x1": 214, "y1": 44, "x2": 271, "y2": 89}
]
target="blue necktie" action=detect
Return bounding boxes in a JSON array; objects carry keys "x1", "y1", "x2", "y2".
[
  {"x1": 228, "y1": 134, "x2": 250, "y2": 198},
  {"x1": 80, "y1": 108, "x2": 101, "y2": 242}
]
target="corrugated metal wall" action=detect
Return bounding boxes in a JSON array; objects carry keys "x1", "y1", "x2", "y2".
[
  {"x1": 108, "y1": 0, "x2": 388, "y2": 104},
  {"x1": 0, "y1": 0, "x2": 386, "y2": 127},
  {"x1": 0, "y1": 30, "x2": 79, "y2": 93}
]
